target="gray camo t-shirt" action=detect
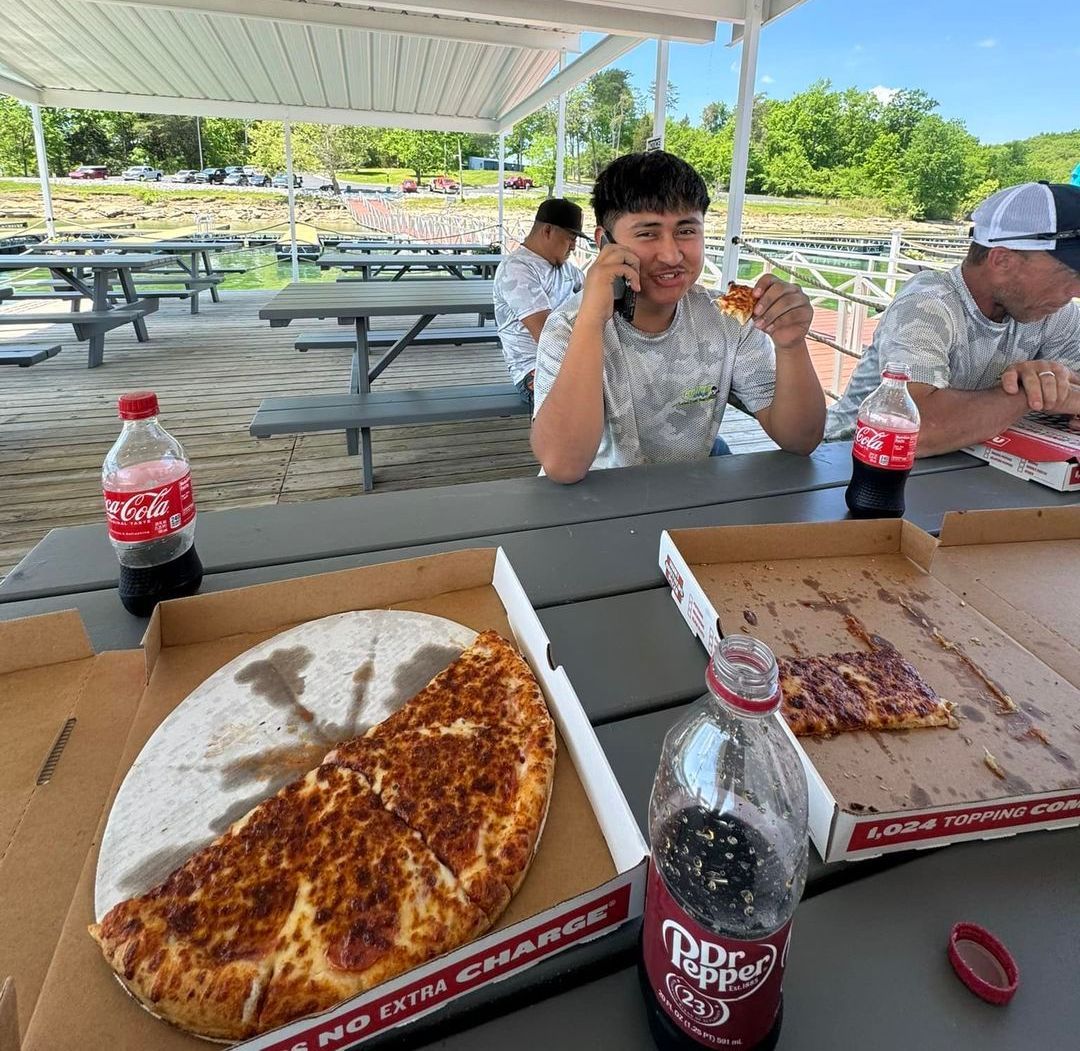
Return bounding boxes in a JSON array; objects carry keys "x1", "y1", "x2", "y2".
[
  {"x1": 826, "y1": 265, "x2": 1080, "y2": 439},
  {"x1": 493, "y1": 247, "x2": 584, "y2": 384},
  {"x1": 534, "y1": 284, "x2": 777, "y2": 470}
]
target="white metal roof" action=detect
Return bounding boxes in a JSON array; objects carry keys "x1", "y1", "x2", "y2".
[{"x1": 0, "y1": 0, "x2": 809, "y2": 133}]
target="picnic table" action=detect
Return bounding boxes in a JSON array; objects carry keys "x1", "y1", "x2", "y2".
[
  {"x1": 318, "y1": 252, "x2": 504, "y2": 281},
  {"x1": 0, "y1": 253, "x2": 163, "y2": 368},
  {"x1": 1, "y1": 450, "x2": 1077, "y2": 1050},
  {"x1": 39, "y1": 240, "x2": 243, "y2": 314},
  {"x1": 255, "y1": 280, "x2": 506, "y2": 481},
  {"x1": 335, "y1": 240, "x2": 496, "y2": 254}
]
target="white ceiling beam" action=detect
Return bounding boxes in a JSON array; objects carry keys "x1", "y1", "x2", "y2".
[
  {"x1": 38, "y1": 89, "x2": 501, "y2": 133},
  {"x1": 0, "y1": 74, "x2": 43, "y2": 103},
  {"x1": 83, "y1": 0, "x2": 580, "y2": 51},
  {"x1": 730, "y1": 0, "x2": 810, "y2": 42},
  {"x1": 497, "y1": 34, "x2": 643, "y2": 131},
  {"x1": 358, "y1": 0, "x2": 716, "y2": 44}
]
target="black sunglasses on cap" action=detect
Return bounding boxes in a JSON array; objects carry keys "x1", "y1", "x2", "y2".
[{"x1": 985, "y1": 229, "x2": 1080, "y2": 243}]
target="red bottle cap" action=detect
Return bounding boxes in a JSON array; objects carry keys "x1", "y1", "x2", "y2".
[
  {"x1": 947, "y1": 922, "x2": 1019, "y2": 1005},
  {"x1": 117, "y1": 391, "x2": 159, "y2": 420}
]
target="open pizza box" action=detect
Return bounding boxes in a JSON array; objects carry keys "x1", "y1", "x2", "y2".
[
  {"x1": 657, "y1": 506, "x2": 1080, "y2": 864},
  {"x1": 963, "y1": 412, "x2": 1080, "y2": 492},
  {"x1": 0, "y1": 548, "x2": 648, "y2": 1051}
]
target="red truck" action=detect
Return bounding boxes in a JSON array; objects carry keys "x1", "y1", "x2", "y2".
[
  {"x1": 429, "y1": 175, "x2": 460, "y2": 194},
  {"x1": 503, "y1": 175, "x2": 534, "y2": 190}
]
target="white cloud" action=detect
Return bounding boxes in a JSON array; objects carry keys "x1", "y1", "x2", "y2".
[
  {"x1": 871, "y1": 85, "x2": 899, "y2": 105},
  {"x1": 976, "y1": 37, "x2": 997, "y2": 48},
  {"x1": 760, "y1": 74, "x2": 775, "y2": 85},
  {"x1": 729, "y1": 60, "x2": 740, "y2": 73}
]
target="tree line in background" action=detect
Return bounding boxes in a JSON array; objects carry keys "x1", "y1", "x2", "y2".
[{"x1": 1, "y1": 79, "x2": 1077, "y2": 220}]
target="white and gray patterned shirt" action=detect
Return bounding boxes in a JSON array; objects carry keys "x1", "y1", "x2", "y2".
[
  {"x1": 826, "y1": 265, "x2": 1080, "y2": 439},
  {"x1": 493, "y1": 247, "x2": 584, "y2": 384},
  {"x1": 534, "y1": 284, "x2": 777, "y2": 470}
]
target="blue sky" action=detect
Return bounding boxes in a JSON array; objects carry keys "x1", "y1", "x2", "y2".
[{"x1": 592, "y1": 0, "x2": 1080, "y2": 143}]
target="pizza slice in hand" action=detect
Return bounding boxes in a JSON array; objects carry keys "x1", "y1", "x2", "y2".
[
  {"x1": 777, "y1": 650, "x2": 955, "y2": 737},
  {"x1": 716, "y1": 281, "x2": 757, "y2": 326}
]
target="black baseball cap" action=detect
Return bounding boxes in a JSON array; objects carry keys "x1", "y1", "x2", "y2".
[
  {"x1": 972, "y1": 182, "x2": 1080, "y2": 275},
  {"x1": 534, "y1": 198, "x2": 587, "y2": 239}
]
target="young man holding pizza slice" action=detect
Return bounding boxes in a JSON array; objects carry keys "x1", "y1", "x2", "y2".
[{"x1": 531, "y1": 151, "x2": 826, "y2": 483}]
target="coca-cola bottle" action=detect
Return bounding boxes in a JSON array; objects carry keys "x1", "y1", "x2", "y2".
[
  {"x1": 102, "y1": 392, "x2": 203, "y2": 616},
  {"x1": 846, "y1": 362, "x2": 921, "y2": 519},
  {"x1": 640, "y1": 635, "x2": 809, "y2": 1050}
]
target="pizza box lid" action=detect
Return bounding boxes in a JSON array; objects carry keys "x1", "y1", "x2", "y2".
[
  {"x1": 658, "y1": 508, "x2": 1080, "y2": 863},
  {"x1": 0, "y1": 612, "x2": 146, "y2": 1041},
  {"x1": 972, "y1": 413, "x2": 1080, "y2": 464},
  {"x1": 3, "y1": 546, "x2": 647, "y2": 1051}
]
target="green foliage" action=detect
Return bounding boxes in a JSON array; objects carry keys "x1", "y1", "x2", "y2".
[{"x1": 1, "y1": 75, "x2": 1076, "y2": 223}]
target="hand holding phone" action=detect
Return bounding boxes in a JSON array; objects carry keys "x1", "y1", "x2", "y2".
[{"x1": 598, "y1": 231, "x2": 637, "y2": 322}]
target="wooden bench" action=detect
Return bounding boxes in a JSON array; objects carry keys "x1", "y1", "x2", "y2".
[
  {"x1": 295, "y1": 326, "x2": 500, "y2": 353},
  {"x1": 0, "y1": 301, "x2": 157, "y2": 367},
  {"x1": 250, "y1": 384, "x2": 528, "y2": 491},
  {"x1": 0, "y1": 343, "x2": 61, "y2": 366}
]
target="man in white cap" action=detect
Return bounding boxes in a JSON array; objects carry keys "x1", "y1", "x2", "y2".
[{"x1": 826, "y1": 182, "x2": 1080, "y2": 455}]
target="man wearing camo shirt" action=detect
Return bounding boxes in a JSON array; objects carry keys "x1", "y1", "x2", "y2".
[
  {"x1": 493, "y1": 198, "x2": 586, "y2": 409},
  {"x1": 531, "y1": 152, "x2": 825, "y2": 483},
  {"x1": 826, "y1": 182, "x2": 1080, "y2": 455}
]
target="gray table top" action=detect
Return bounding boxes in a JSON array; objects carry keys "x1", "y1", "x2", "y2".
[
  {"x1": 318, "y1": 253, "x2": 504, "y2": 270},
  {"x1": 2, "y1": 453, "x2": 1074, "y2": 1049},
  {"x1": 0, "y1": 444, "x2": 979, "y2": 603},
  {"x1": 258, "y1": 279, "x2": 496, "y2": 321},
  {"x1": 0, "y1": 253, "x2": 164, "y2": 269},
  {"x1": 39, "y1": 241, "x2": 239, "y2": 253},
  {"x1": 335, "y1": 242, "x2": 494, "y2": 253},
  {"x1": 416, "y1": 827, "x2": 1079, "y2": 1051}
]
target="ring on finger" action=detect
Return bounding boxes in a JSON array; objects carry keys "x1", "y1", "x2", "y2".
[{"x1": 1037, "y1": 370, "x2": 1056, "y2": 378}]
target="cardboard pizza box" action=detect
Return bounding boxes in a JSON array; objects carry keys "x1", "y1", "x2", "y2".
[
  {"x1": 963, "y1": 412, "x2": 1080, "y2": 491},
  {"x1": 0, "y1": 612, "x2": 146, "y2": 1040},
  {"x1": 1, "y1": 548, "x2": 648, "y2": 1051},
  {"x1": 658, "y1": 507, "x2": 1080, "y2": 863}
]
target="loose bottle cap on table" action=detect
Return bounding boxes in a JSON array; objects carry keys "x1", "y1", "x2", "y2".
[
  {"x1": 947, "y1": 922, "x2": 1019, "y2": 1005},
  {"x1": 118, "y1": 391, "x2": 159, "y2": 420}
]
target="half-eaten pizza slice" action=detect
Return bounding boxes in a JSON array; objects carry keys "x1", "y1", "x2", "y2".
[{"x1": 716, "y1": 281, "x2": 756, "y2": 326}]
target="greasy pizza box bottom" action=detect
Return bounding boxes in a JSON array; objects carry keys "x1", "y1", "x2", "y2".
[
  {"x1": 1, "y1": 548, "x2": 648, "y2": 1051},
  {"x1": 658, "y1": 507, "x2": 1080, "y2": 863}
]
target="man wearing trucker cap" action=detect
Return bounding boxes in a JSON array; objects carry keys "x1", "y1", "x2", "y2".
[
  {"x1": 826, "y1": 182, "x2": 1080, "y2": 455},
  {"x1": 493, "y1": 199, "x2": 586, "y2": 409}
]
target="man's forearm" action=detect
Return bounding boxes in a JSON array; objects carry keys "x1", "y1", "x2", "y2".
[
  {"x1": 913, "y1": 386, "x2": 1080, "y2": 456},
  {"x1": 757, "y1": 343, "x2": 826, "y2": 454},
  {"x1": 531, "y1": 312, "x2": 607, "y2": 482}
]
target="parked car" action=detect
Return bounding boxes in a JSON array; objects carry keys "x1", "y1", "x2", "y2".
[
  {"x1": 170, "y1": 169, "x2": 198, "y2": 182},
  {"x1": 198, "y1": 167, "x2": 228, "y2": 184},
  {"x1": 69, "y1": 164, "x2": 108, "y2": 180},
  {"x1": 429, "y1": 175, "x2": 459, "y2": 194},
  {"x1": 243, "y1": 167, "x2": 271, "y2": 187},
  {"x1": 223, "y1": 171, "x2": 249, "y2": 186},
  {"x1": 122, "y1": 165, "x2": 163, "y2": 181},
  {"x1": 503, "y1": 175, "x2": 534, "y2": 190},
  {"x1": 271, "y1": 173, "x2": 301, "y2": 189},
  {"x1": 401, "y1": 178, "x2": 418, "y2": 193}
]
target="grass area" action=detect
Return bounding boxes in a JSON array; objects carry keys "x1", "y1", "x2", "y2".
[{"x1": 339, "y1": 168, "x2": 505, "y2": 187}]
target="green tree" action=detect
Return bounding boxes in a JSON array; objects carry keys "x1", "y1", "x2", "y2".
[
  {"x1": 879, "y1": 88, "x2": 938, "y2": 150},
  {"x1": 700, "y1": 101, "x2": 732, "y2": 135},
  {"x1": 0, "y1": 97, "x2": 36, "y2": 176},
  {"x1": 898, "y1": 115, "x2": 978, "y2": 219}
]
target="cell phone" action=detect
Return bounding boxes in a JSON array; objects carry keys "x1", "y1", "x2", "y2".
[{"x1": 599, "y1": 230, "x2": 636, "y2": 322}]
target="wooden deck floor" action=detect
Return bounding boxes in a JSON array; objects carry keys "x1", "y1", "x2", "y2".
[{"x1": 0, "y1": 289, "x2": 874, "y2": 578}]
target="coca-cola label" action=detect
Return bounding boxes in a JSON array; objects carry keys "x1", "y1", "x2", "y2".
[
  {"x1": 642, "y1": 858, "x2": 792, "y2": 1047},
  {"x1": 853, "y1": 418, "x2": 917, "y2": 469},
  {"x1": 103, "y1": 471, "x2": 195, "y2": 543}
]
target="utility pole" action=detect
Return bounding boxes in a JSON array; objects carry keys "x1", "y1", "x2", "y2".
[{"x1": 196, "y1": 115, "x2": 204, "y2": 169}]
